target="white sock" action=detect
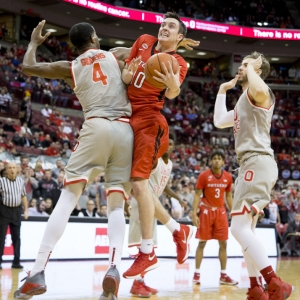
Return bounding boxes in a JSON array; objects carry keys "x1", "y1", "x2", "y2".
[
  {"x1": 221, "y1": 270, "x2": 227, "y2": 274},
  {"x1": 30, "y1": 184, "x2": 83, "y2": 277},
  {"x1": 165, "y1": 218, "x2": 180, "y2": 234},
  {"x1": 140, "y1": 239, "x2": 153, "y2": 254},
  {"x1": 107, "y1": 192, "x2": 125, "y2": 269},
  {"x1": 137, "y1": 276, "x2": 144, "y2": 282},
  {"x1": 195, "y1": 268, "x2": 200, "y2": 273}
]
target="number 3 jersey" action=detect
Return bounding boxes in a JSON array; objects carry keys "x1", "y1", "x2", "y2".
[
  {"x1": 71, "y1": 49, "x2": 132, "y2": 120},
  {"x1": 149, "y1": 157, "x2": 173, "y2": 198},
  {"x1": 196, "y1": 169, "x2": 232, "y2": 207},
  {"x1": 125, "y1": 34, "x2": 187, "y2": 115}
]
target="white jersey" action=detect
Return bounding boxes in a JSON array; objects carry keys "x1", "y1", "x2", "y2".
[
  {"x1": 149, "y1": 158, "x2": 173, "y2": 197},
  {"x1": 71, "y1": 49, "x2": 132, "y2": 120},
  {"x1": 233, "y1": 88, "x2": 275, "y2": 161}
]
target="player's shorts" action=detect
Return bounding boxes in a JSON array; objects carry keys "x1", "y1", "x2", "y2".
[
  {"x1": 130, "y1": 112, "x2": 169, "y2": 179},
  {"x1": 64, "y1": 117, "x2": 133, "y2": 199},
  {"x1": 128, "y1": 197, "x2": 158, "y2": 247},
  {"x1": 195, "y1": 204, "x2": 228, "y2": 241},
  {"x1": 231, "y1": 153, "x2": 278, "y2": 216}
]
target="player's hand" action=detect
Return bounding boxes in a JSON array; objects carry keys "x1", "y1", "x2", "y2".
[
  {"x1": 126, "y1": 56, "x2": 141, "y2": 76},
  {"x1": 248, "y1": 55, "x2": 262, "y2": 71},
  {"x1": 109, "y1": 47, "x2": 131, "y2": 60},
  {"x1": 219, "y1": 75, "x2": 238, "y2": 92},
  {"x1": 179, "y1": 200, "x2": 187, "y2": 211},
  {"x1": 23, "y1": 210, "x2": 29, "y2": 220},
  {"x1": 153, "y1": 61, "x2": 181, "y2": 92},
  {"x1": 177, "y1": 38, "x2": 200, "y2": 51},
  {"x1": 30, "y1": 20, "x2": 51, "y2": 46},
  {"x1": 192, "y1": 214, "x2": 200, "y2": 228}
]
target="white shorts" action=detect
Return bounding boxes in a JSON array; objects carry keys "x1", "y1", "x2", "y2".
[
  {"x1": 64, "y1": 117, "x2": 133, "y2": 199},
  {"x1": 128, "y1": 197, "x2": 158, "y2": 247},
  {"x1": 232, "y1": 153, "x2": 278, "y2": 216}
]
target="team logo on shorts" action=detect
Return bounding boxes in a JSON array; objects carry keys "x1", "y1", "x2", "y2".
[
  {"x1": 95, "y1": 228, "x2": 109, "y2": 254},
  {"x1": 142, "y1": 43, "x2": 148, "y2": 49}
]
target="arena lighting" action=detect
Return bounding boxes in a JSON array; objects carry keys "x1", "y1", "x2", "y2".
[
  {"x1": 46, "y1": 29, "x2": 57, "y2": 32},
  {"x1": 257, "y1": 22, "x2": 262, "y2": 26},
  {"x1": 63, "y1": 0, "x2": 300, "y2": 41},
  {"x1": 197, "y1": 51, "x2": 206, "y2": 55},
  {"x1": 115, "y1": 40, "x2": 125, "y2": 44},
  {"x1": 177, "y1": 49, "x2": 185, "y2": 53},
  {"x1": 271, "y1": 57, "x2": 280, "y2": 61}
]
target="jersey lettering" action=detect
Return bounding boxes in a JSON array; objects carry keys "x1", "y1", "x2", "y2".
[
  {"x1": 215, "y1": 188, "x2": 220, "y2": 198},
  {"x1": 244, "y1": 170, "x2": 254, "y2": 182},
  {"x1": 81, "y1": 53, "x2": 106, "y2": 66},
  {"x1": 134, "y1": 71, "x2": 146, "y2": 88},
  {"x1": 233, "y1": 107, "x2": 240, "y2": 134},
  {"x1": 92, "y1": 62, "x2": 108, "y2": 85}
]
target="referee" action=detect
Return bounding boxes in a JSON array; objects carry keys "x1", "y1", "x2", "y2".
[{"x1": 0, "y1": 162, "x2": 28, "y2": 269}]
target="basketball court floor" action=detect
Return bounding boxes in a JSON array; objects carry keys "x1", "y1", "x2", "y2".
[{"x1": 0, "y1": 257, "x2": 299, "y2": 300}]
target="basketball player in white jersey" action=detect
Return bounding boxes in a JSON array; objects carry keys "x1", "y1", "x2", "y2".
[
  {"x1": 14, "y1": 21, "x2": 140, "y2": 300},
  {"x1": 214, "y1": 52, "x2": 293, "y2": 300},
  {"x1": 128, "y1": 139, "x2": 186, "y2": 297}
]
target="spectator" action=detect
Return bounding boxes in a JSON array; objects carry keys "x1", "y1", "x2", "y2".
[
  {"x1": 60, "y1": 142, "x2": 72, "y2": 158},
  {"x1": 41, "y1": 104, "x2": 52, "y2": 117},
  {"x1": 12, "y1": 131, "x2": 26, "y2": 147},
  {"x1": 3, "y1": 118, "x2": 16, "y2": 132},
  {"x1": 30, "y1": 123, "x2": 42, "y2": 135},
  {"x1": 0, "y1": 86, "x2": 12, "y2": 113},
  {"x1": 78, "y1": 200, "x2": 100, "y2": 217},
  {"x1": 19, "y1": 91, "x2": 32, "y2": 127},
  {"x1": 45, "y1": 142, "x2": 60, "y2": 157},
  {"x1": 98, "y1": 204, "x2": 107, "y2": 217},
  {"x1": 51, "y1": 171, "x2": 64, "y2": 207},
  {"x1": 22, "y1": 166, "x2": 38, "y2": 202},
  {"x1": 52, "y1": 159, "x2": 63, "y2": 178},
  {"x1": 181, "y1": 209, "x2": 193, "y2": 221},
  {"x1": 28, "y1": 199, "x2": 49, "y2": 217},
  {"x1": 21, "y1": 122, "x2": 32, "y2": 135},
  {"x1": 268, "y1": 195, "x2": 280, "y2": 224},
  {"x1": 42, "y1": 134, "x2": 52, "y2": 149},
  {"x1": 278, "y1": 195, "x2": 289, "y2": 224},
  {"x1": 181, "y1": 184, "x2": 194, "y2": 209},
  {"x1": 38, "y1": 169, "x2": 58, "y2": 199},
  {"x1": 45, "y1": 198, "x2": 53, "y2": 215},
  {"x1": 288, "y1": 65, "x2": 297, "y2": 80},
  {"x1": 29, "y1": 198, "x2": 37, "y2": 208},
  {"x1": 286, "y1": 213, "x2": 300, "y2": 257}
]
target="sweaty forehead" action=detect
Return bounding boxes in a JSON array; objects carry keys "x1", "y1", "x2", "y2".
[{"x1": 162, "y1": 18, "x2": 179, "y2": 27}]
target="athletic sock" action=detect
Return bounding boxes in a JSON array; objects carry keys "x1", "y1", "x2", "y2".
[
  {"x1": 260, "y1": 266, "x2": 277, "y2": 284},
  {"x1": 195, "y1": 268, "x2": 200, "y2": 273},
  {"x1": 221, "y1": 270, "x2": 227, "y2": 276},
  {"x1": 165, "y1": 218, "x2": 180, "y2": 233},
  {"x1": 140, "y1": 239, "x2": 153, "y2": 254},
  {"x1": 250, "y1": 277, "x2": 261, "y2": 288}
]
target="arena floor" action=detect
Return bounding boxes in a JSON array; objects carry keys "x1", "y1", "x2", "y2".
[{"x1": 0, "y1": 257, "x2": 299, "y2": 300}]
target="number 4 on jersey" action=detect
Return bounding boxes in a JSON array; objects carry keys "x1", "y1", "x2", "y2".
[{"x1": 92, "y1": 62, "x2": 108, "y2": 85}]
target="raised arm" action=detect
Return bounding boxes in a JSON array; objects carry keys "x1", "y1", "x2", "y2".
[
  {"x1": 247, "y1": 56, "x2": 271, "y2": 107},
  {"x1": 22, "y1": 20, "x2": 73, "y2": 87},
  {"x1": 214, "y1": 76, "x2": 237, "y2": 129},
  {"x1": 109, "y1": 47, "x2": 132, "y2": 61}
]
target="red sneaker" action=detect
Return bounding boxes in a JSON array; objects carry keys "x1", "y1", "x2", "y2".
[
  {"x1": 246, "y1": 286, "x2": 269, "y2": 300},
  {"x1": 173, "y1": 224, "x2": 194, "y2": 264},
  {"x1": 123, "y1": 249, "x2": 159, "y2": 279},
  {"x1": 193, "y1": 272, "x2": 200, "y2": 285},
  {"x1": 130, "y1": 280, "x2": 151, "y2": 298},
  {"x1": 267, "y1": 277, "x2": 293, "y2": 300},
  {"x1": 142, "y1": 281, "x2": 158, "y2": 295},
  {"x1": 220, "y1": 274, "x2": 238, "y2": 286}
]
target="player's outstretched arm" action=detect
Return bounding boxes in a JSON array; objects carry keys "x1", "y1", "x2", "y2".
[
  {"x1": 247, "y1": 56, "x2": 271, "y2": 107},
  {"x1": 177, "y1": 38, "x2": 200, "y2": 51},
  {"x1": 110, "y1": 47, "x2": 132, "y2": 61},
  {"x1": 22, "y1": 20, "x2": 73, "y2": 86},
  {"x1": 214, "y1": 77, "x2": 237, "y2": 128}
]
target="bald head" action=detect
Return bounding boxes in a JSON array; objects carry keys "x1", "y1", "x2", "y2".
[{"x1": 6, "y1": 162, "x2": 17, "y2": 180}]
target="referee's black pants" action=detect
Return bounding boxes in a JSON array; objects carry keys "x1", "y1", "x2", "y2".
[{"x1": 0, "y1": 202, "x2": 22, "y2": 265}]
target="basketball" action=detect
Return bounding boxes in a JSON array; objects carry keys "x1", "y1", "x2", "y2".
[{"x1": 144, "y1": 53, "x2": 179, "y2": 89}]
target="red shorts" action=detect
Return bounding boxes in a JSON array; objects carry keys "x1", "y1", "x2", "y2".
[
  {"x1": 130, "y1": 112, "x2": 169, "y2": 179},
  {"x1": 195, "y1": 205, "x2": 228, "y2": 241}
]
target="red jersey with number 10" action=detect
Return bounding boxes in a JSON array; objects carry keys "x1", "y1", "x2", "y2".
[
  {"x1": 196, "y1": 169, "x2": 232, "y2": 207},
  {"x1": 125, "y1": 34, "x2": 187, "y2": 115}
]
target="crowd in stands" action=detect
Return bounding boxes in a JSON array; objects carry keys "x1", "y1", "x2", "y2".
[{"x1": 111, "y1": 0, "x2": 298, "y2": 29}]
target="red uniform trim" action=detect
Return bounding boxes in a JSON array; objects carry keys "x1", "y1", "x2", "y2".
[
  {"x1": 107, "y1": 189, "x2": 129, "y2": 200},
  {"x1": 230, "y1": 205, "x2": 252, "y2": 216},
  {"x1": 70, "y1": 61, "x2": 76, "y2": 89},
  {"x1": 64, "y1": 178, "x2": 87, "y2": 186},
  {"x1": 246, "y1": 88, "x2": 274, "y2": 111}
]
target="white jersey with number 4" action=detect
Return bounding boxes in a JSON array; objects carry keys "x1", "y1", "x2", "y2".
[
  {"x1": 149, "y1": 158, "x2": 173, "y2": 197},
  {"x1": 71, "y1": 49, "x2": 132, "y2": 120}
]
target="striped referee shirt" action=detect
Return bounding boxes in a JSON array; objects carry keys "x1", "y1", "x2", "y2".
[{"x1": 0, "y1": 176, "x2": 26, "y2": 207}]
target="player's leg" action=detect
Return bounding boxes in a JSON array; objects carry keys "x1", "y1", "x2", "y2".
[
  {"x1": 193, "y1": 241, "x2": 206, "y2": 285},
  {"x1": 151, "y1": 193, "x2": 194, "y2": 264},
  {"x1": 213, "y1": 207, "x2": 238, "y2": 285}
]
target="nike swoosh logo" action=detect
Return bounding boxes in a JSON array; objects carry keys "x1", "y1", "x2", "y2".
[
  {"x1": 182, "y1": 230, "x2": 187, "y2": 244},
  {"x1": 149, "y1": 254, "x2": 155, "y2": 261},
  {"x1": 222, "y1": 212, "x2": 225, "y2": 214}
]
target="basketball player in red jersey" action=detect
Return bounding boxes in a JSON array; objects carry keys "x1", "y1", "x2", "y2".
[
  {"x1": 192, "y1": 150, "x2": 238, "y2": 286},
  {"x1": 121, "y1": 12, "x2": 195, "y2": 279}
]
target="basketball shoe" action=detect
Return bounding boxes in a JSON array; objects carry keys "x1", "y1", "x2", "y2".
[
  {"x1": 220, "y1": 274, "x2": 239, "y2": 285},
  {"x1": 123, "y1": 249, "x2": 159, "y2": 279},
  {"x1": 173, "y1": 224, "x2": 194, "y2": 264},
  {"x1": 14, "y1": 271, "x2": 46, "y2": 299},
  {"x1": 142, "y1": 281, "x2": 158, "y2": 295},
  {"x1": 193, "y1": 272, "x2": 200, "y2": 285},
  {"x1": 99, "y1": 265, "x2": 120, "y2": 300},
  {"x1": 130, "y1": 280, "x2": 151, "y2": 298},
  {"x1": 246, "y1": 286, "x2": 269, "y2": 300},
  {"x1": 266, "y1": 277, "x2": 293, "y2": 300}
]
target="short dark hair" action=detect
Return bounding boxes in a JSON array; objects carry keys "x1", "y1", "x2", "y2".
[
  {"x1": 164, "y1": 12, "x2": 187, "y2": 37},
  {"x1": 243, "y1": 51, "x2": 270, "y2": 80},
  {"x1": 69, "y1": 23, "x2": 95, "y2": 49},
  {"x1": 210, "y1": 149, "x2": 225, "y2": 160}
]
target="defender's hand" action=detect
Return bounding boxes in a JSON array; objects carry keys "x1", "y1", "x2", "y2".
[
  {"x1": 192, "y1": 214, "x2": 200, "y2": 228},
  {"x1": 30, "y1": 20, "x2": 51, "y2": 46},
  {"x1": 177, "y1": 38, "x2": 200, "y2": 50}
]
